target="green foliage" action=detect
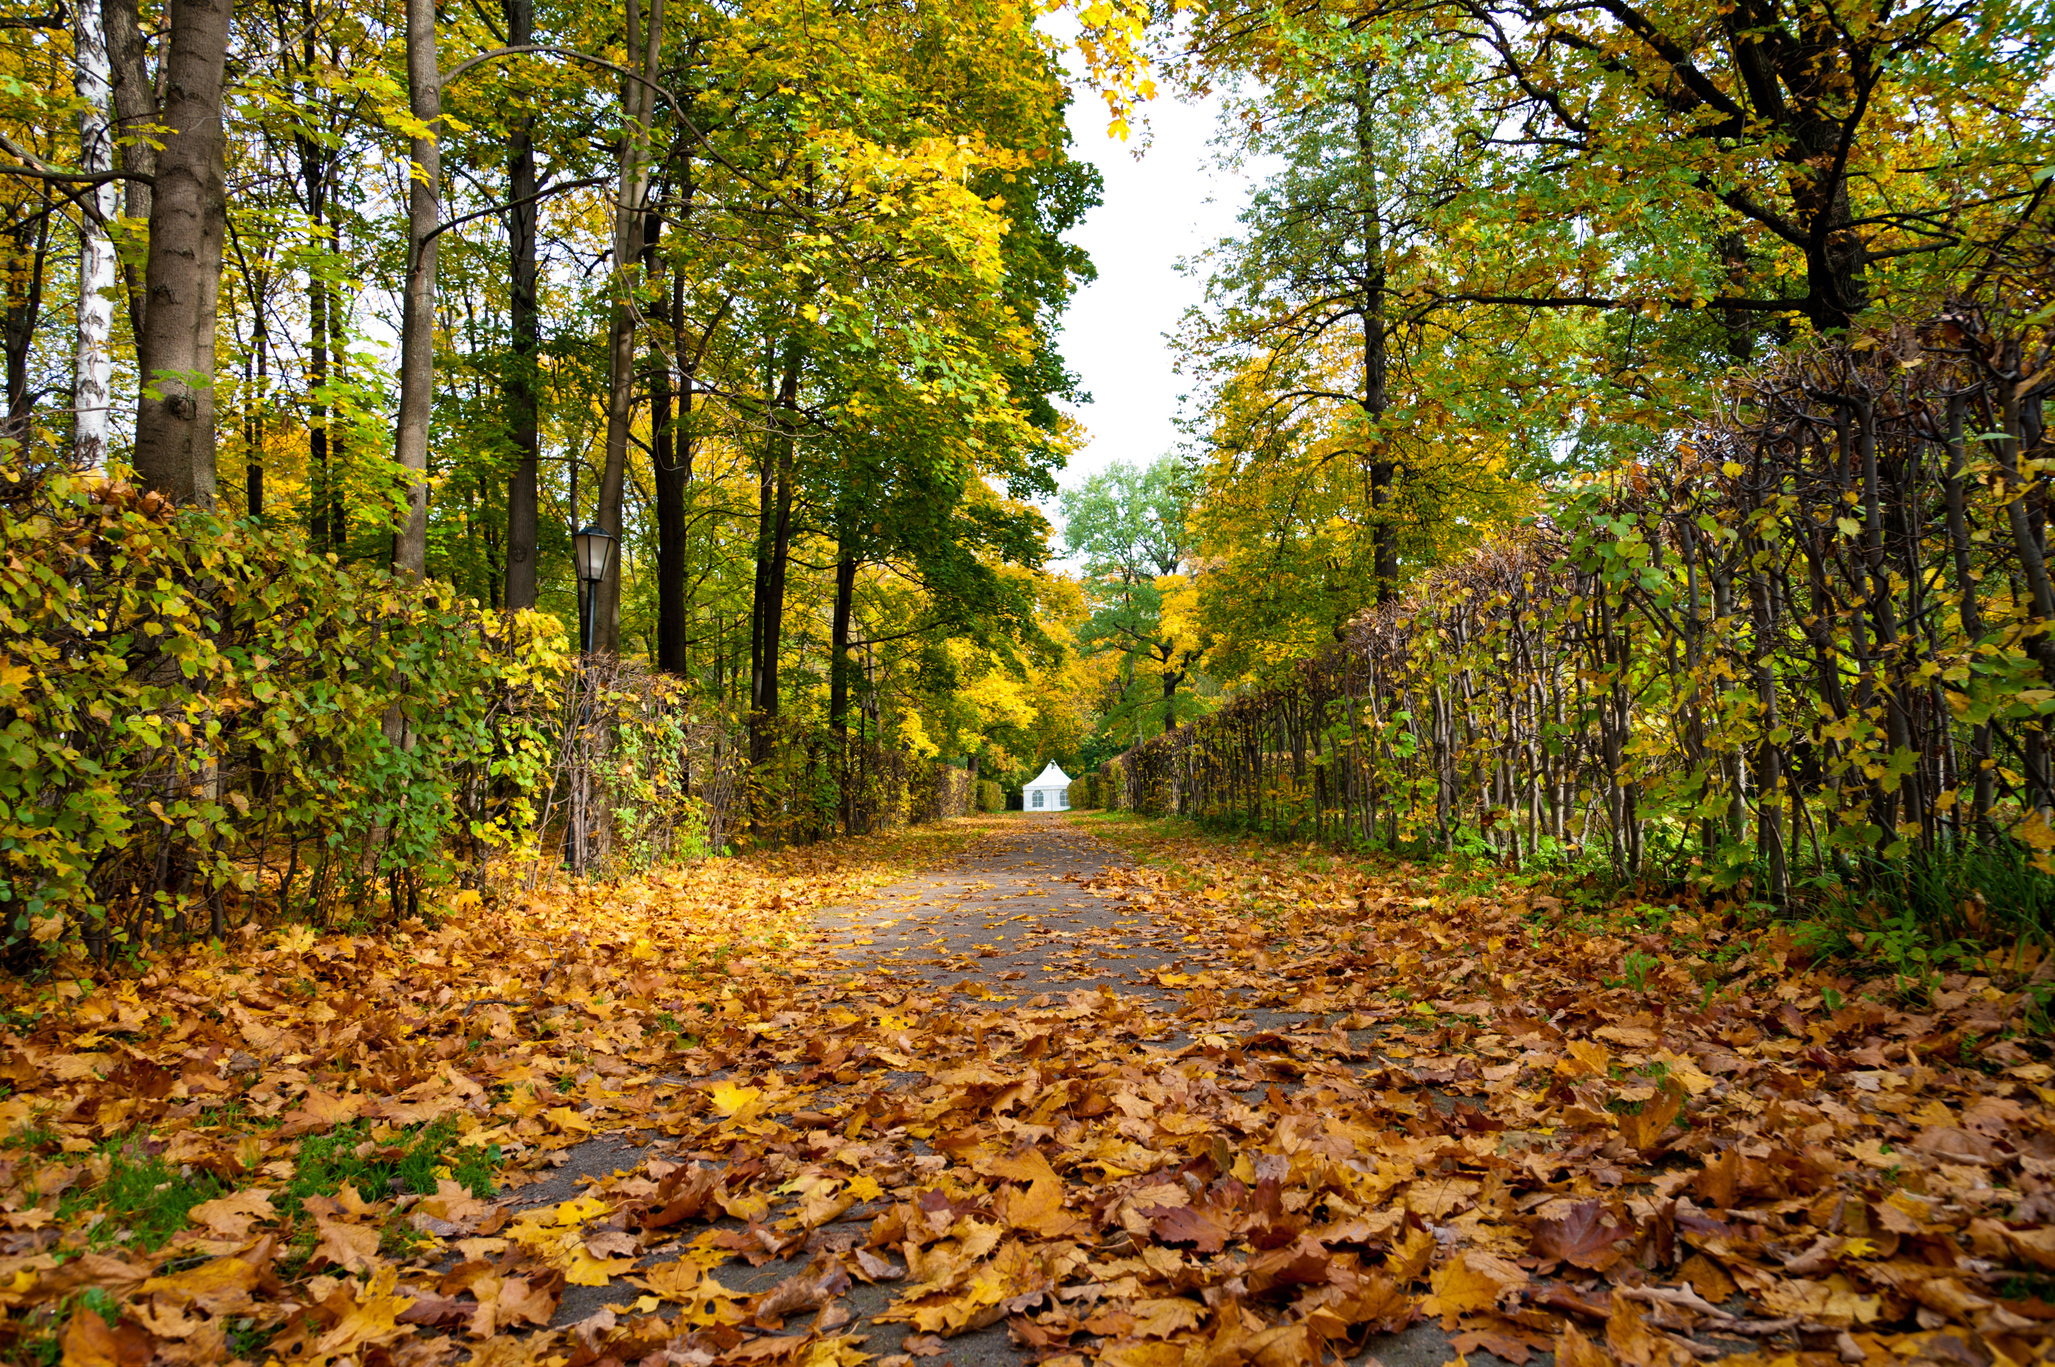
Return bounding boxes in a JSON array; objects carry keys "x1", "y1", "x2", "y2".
[
  {"x1": 0, "y1": 470, "x2": 728, "y2": 959},
  {"x1": 1185, "y1": 0, "x2": 2054, "y2": 338},
  {"x1": 53, "y1": 1138, "x2": 226, "y2": 1251},
  {"x1": 1063, "y1": 458, "x2": 1193, "y2": 586},
  {"x1": 976, "y1": 780, "x2": 1004, "y2": 813},
  {"x1": 282, "y1": 1118, "x2": 500, "y2": 1218},
  {"x1": 1096, "y1": 759, "x2": 1124, "y2": 812},
  {"x1": 575, "y1": 661, "x2": 730, "y2": 874},
  {"x1": 1181, "y1": 26, "x2": 1551, "y2": 684},
  {"x1": 1061, "y1": 456, "x2": 1214, "y2": 741}
]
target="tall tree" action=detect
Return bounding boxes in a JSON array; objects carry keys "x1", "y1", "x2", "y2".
[
  {"x1": 392, "y1": 0, "x2": 440, "y2": 574},
  {"x1": 71, "y1": 0, "x2": 118, "y2": 471},
  {"x1": 131, "y1": 0, "x2": 234, "y2": 508},
  {"x1": 500, "y1": 0, "x2": 541, "y2": 609},
  {"x1": 1178, "y1": 29, "x2": 1572, "y2": 680},
  {"x1": 1062, "y1": 457, "x2": 1204, "y2": 734},
  {"x1": 747, "y1": 339, "x2": 801, "y2": 765},
  {"x1": 1184, "y1": 0, "x2": 2055, "y2": 335},
  {"x1": 591, "y1": 0, "x2": 664, "y2": 650},
  {"x1": 100, "y1": 0, "x2": 154, "y2": 341}
]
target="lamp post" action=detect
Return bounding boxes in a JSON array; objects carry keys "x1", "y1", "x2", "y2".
[
  {"x1": 571, "y1": 523, "x2": 615, "y2": 654},
  {"x1": 564, "y1": 524, "x2": 615, "y2": 874}
]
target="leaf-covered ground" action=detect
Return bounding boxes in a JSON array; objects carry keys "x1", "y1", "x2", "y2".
[{"x1": 5, "y1": 813, "x2": 2055, "y2": 1367}]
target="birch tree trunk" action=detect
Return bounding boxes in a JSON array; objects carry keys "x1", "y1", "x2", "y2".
[{"x1": 72, "y1": 0, "x2": 119, "y2": 473}]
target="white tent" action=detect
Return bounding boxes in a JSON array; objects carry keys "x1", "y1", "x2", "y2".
[{"x1": 1023, "y1": 762, "x2": 1071, "y2": 812}]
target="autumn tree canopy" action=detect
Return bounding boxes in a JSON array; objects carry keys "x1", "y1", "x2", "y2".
[{"x1": 0, "y1": 0, "x2": 2048, "y2": 892}]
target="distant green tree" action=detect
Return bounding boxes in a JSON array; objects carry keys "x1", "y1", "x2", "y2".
[{"x1": 1061, "y1": 456, "x2": 1209, "y2": 740}]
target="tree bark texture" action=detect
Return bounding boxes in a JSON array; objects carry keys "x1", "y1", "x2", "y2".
[
  {"x1": 391, "y1": 0, "x2": 440, "y2": 575},
  {"x1": 650, "y1": 242, "x2": 690, "y2": 673},
  {"x1": 748, "y1": 345, "x2": 802, "y2": 768},
  {"x1": 131, "y1": 0, "x2": 232, "y2": 509},
  {"x1": 830, "y1": 547, "x2": 857, "y2": 832},
  {"x1": 1352, "y1": 82, "x2": 1396, "y2": 603},
  {"x1": 501, "y1": 0, "x2": 540, "y2": 609},
  {"x1": 72, "y1": 0, "x2": 119, "y2": 472},
  {"x1": 100, "y1": 0, "x2": 154, "y2": 342}
]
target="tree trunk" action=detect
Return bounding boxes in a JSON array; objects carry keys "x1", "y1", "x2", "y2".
[
  {"x1": 1790, "y1": 118, "x2": 1866, "y2": 332},
  {"x1": 306, "y1": 189, "x2": 333, "y2": 547},
  {"x1": 101, "y1": 0, "x2": 154, "y2": 343},
  {"x1": 1715, "y1": 232, "x2": 1756, "y2": 362},
  {"x1": 501, "y1": 0, "x2": 540, "y2": 609},
  {"x1": 1, "y1": 217, "x2": 50, "y2": 437},
  {"x1": 591, "y1": 0, "x2": 665, "y2": 651},
  {"x1": 391, "y1": 0, "x2": 439, "y2": 575},
  {"x1": 1352, "y1": 80, "x2": 1396, "y2": 602},
  {"x1": 1942, "y1": 393, "x2": 1995, "y2": 833},
  {"x1": 244, "y1": 314, "x2": 266, "y2": 514},
  {"x1": 748, "y1": 344, "x2": 802, "y2": 768},
  {"x1": 830, "y1": 547, "x2": 857, "y2": 833},
  {"x1": 651, "y1": 240, "x2": 691, "y2": 672},
  {"x1": 748, "y1": 436, "x2": 771, "y2": 717},
  {"x1": 72, "y1": 0, "x2": 119, "y2": 472},
  {"x1": 327, "y1": 290, "x2": 349, "y2": 543},
  {"x1": 131, "y1": 0, "x2": 232, "y2": 509},
  {"x1": 654, "y1": 167, "x2": 703, "y2": 673}
]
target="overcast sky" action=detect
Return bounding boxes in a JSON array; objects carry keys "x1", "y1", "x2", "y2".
[{"x1": 1039, "y1": 43, "x2": 1261, "y2": 544}]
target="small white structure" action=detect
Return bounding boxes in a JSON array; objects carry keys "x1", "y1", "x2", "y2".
[{"x1": 1023, "y1": 762, "x2": 1072, "y2": 812}]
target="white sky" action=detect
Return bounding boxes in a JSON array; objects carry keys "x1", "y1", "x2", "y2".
[{"x1": 1039, "y1": 38, "x2": 1262, "y2": 538}]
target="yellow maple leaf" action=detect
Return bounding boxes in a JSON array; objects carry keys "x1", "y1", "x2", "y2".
[
  {"x1": 544, "y1": 1105, "x2": 596, "y2": 1134},
  {"x1": 1423, "y1": 1252, "x2": 1525, "y2": 1324},
  {"x1": 560, "y1": 1240, "x2": 638, "y2": 1287},
  {"x1": 305, "y1": 1265, "x2": 413, "y2": 1365},
  {"x1": 706, "y1": 1080, "x2": 768, "y2": 1123}
]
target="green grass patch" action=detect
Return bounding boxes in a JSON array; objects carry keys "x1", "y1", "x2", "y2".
[
  {"x1": 55, "y1": 1140, "x2": 227, "y2": 1251},
  {"x1": 280, "y1": 1118, "x2": 500, "y2": 1220},
  {"x1": 42, "y1": 1117, "x2": 502, "y2": 1255}
]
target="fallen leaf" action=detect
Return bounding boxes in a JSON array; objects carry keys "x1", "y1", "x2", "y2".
[
  {"x1": 185, "y1": 1188, "x2": 275, "y2": 1238},
  {"x1": 59, "y1": 1308, "x2": 152, "y2": 1367}
]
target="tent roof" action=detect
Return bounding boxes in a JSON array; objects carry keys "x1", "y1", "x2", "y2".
[{"x1": 1025, "y1": 762, "x2": 1072, "y2": 789}]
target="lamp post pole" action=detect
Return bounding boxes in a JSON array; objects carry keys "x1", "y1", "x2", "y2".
[{"x1": 565, "y1": 524, "x2": 615, "y2": 873}]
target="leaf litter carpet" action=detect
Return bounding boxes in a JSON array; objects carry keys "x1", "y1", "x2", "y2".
[{"x1": 6, "y1": 814, "x2": 2055, "y2": 1367}]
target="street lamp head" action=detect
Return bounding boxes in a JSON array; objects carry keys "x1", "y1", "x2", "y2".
[{"x1": 572, "y1": 523, "x2": 615, "y2": 586}]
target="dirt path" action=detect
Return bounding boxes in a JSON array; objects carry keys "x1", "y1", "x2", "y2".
[
  {"x1": 814, "y1": 817, "x2": 1183, "y2": 1007},
  {"x1": 539, "y1": 819, "x2": 1196, "y2": 1347},
  {"x1": 536, "y1": 816, "x2": 1495, "y2": 1367}
]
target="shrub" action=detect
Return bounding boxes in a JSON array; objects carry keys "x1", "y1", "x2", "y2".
[
  {"x1": 1098, "y1": 760, "x2": 1122, "y2": 811},
  {"x1": 0, "y1": 470, "x2": 733, "y2": 962},
  {"x1": 976, "y1": 780, "x2": 1004, "y2": 812}
]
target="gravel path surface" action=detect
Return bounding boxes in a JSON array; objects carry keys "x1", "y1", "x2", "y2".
[{"x1": 534, "y1": 816, "x2": 1521, "y2": 1366}]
